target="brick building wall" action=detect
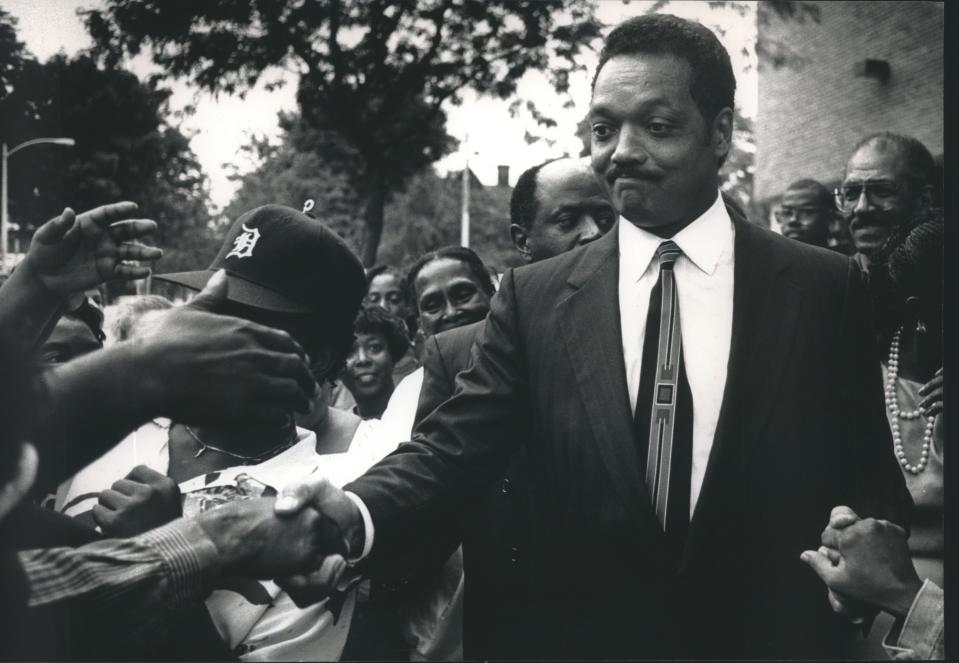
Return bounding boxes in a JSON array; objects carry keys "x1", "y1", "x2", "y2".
[{"x1": 755, "y1": 1, "x2": 943, "y2": 208}]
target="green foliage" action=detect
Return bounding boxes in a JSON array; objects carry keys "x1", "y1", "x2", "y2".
[
  {"x1": 83, "y1": 0, "x2": 602, "y2": 264},
  {"x1": 224, "y1": 112, "x2": 364, "y2": 255},
  {"x1": 0, "y1": 44, "x2": 218, "y2": 290},
  {"x1": 227, "y1": 113, "x2": 521, "y2": 273},
  {"x1": 0, "y1": 9, "x2": 36, "y2": 102},
  {"x1": 378, "y1": 168, "x2": 522, "y2": 273},
  {"x1": 720, "y1": 109, "x2": 756, "y2": 217}
]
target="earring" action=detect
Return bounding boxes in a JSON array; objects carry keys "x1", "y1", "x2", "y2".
[{"x1": 916, "y1": 319, "x2": 927, "y2": 335}]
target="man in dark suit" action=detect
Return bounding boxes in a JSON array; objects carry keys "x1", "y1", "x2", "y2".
[
  {"x1": 392, "y1": 156, "x2": 617, "y2": 659},
  {"x1": 418, "y1": 155, "x2": 617, "y2": 419},
  {"x1": 276, "y1": 14, "x2": 911, "y2": 659}
]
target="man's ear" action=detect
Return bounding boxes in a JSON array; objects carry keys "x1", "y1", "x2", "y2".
[
  {"x1": 711, "y1": 107, "x2": 734, "y2": 164},
  {"x1": 915, "y1": 183, "x2": 934, "y2": 212},
  {"x1": 0, "y1": 442, "x2": 38, "y2": 521},
  {"x1": 510, "y1": 224, "x2": 533, "y2": 263}
]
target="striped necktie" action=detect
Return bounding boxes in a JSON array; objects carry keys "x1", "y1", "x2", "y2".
[{"x1": 634, "y1": 240, "x2": 693, "y2": 557}]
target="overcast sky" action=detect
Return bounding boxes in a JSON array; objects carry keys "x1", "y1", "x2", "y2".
[{"x1": 5, "y1": 0, "x2": 757, "y2": 210}]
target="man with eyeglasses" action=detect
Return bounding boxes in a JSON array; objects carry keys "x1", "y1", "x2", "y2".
[
  {"x1": 836, "y1": 133, "x2": 935, "y2": 274},
  {"x1": 775, "y1": 179, "x2": 833, "y2": 249}
]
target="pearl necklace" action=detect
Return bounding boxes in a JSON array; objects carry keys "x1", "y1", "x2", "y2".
[{"x1": 885, "y1": 327, "x2": 936, "y2": 475}]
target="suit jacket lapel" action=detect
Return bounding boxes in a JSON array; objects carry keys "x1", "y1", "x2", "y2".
[
  {"x1": 558, "y1": 229, "x2": 654, "y2": 527},
  {"x1": 680, "y1": 211, "x2": 803, "y2": 573}
]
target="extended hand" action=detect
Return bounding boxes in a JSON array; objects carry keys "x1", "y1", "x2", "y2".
[
  {"x1": 93, "y1": 465, "x2": 182, "y2": 537},
  {"x1": 273, "y1": 476, "x2": 365, "y2": 559},
  {"x1": 270, "y1": 477, "x2": 367, "y2": 607},
  {"x1": 25, "y1": 202, "x2": 162, "y2": 295},
  {"x1": 131, "y1": 270, "x2": 318, "y2": 425},
  {"x1": 802, "y1": 506, "x2": 922, "y2": 619},
  {"x1": 196, "y1": 497, "x2": 337, "y2": 579}
]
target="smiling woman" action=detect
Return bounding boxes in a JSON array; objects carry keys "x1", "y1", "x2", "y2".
[
  {"x1": 342, "y1": 305, "x2": 410, "y2": 420},
  {"x1": 406, "y1": 246, "x2": 495, "y2": 339}
]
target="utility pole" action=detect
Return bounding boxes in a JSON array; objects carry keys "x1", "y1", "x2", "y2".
[
  {"x1": 2, "y1": 137, "x2": 76, "y2": 271},
  {"x1": 460, "y1": 132, "x2": 470, "y2": 248}
]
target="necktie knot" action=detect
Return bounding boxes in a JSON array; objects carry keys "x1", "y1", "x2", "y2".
[{"x1": 656, "y1": 241, "x2": 682, "y2": 270}]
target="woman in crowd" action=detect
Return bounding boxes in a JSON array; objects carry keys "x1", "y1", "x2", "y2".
[
  {"x1": 848, "y1": 210, "x2": 944, "y2": 658},
  {"x1": 379, "y1": 246, "x2": 496, "y2": 442},
  {"x1": 874, "y1": 211, "x2": 943, "y2": 583},
  {"x1": 340, "y1": 305, "x2": 410, "y2": 420}
]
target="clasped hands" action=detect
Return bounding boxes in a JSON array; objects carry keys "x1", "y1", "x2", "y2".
[
  {"x1": 801, "y1": 505, "x2": 922, "y2": 621},
  {"x1": 92, "y1": 468, "x2": 364, "y2": 604}
]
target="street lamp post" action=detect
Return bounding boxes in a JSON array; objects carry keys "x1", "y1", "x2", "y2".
[{"x1": 1, "y1": 137, "x2": 76, "y2": 270}]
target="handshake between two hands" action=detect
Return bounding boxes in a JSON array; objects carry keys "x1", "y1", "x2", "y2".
[
  {"x1": 91, "y1": 466, "x2": 364, "y2": 609},
  {"x1": 193, "y1": 475, "x2": 364, "y2": 608},
  {"x1": 800, "y1": 506, "x2": 923, "y2": 622}
]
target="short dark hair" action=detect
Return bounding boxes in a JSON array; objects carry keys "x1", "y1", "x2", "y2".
[
  {"x1": 870, "y1": 207, "x2": 943, "y2": 347},
  {"x1": 593, "y1": 14, "x2": 736, "y2": 127},
  {"x1": 510, "y1": 158, "x2": 567, "y2": 232},
  {"x1": 366, "y1": 264, "x2": 406, "y2": 291},
  {"x1": 784, "y1": 178, "x2": 832, "y2": 210},
  {"x1": 406, "y1": 246, "x2": 496, "y2": 308},
  {"x1": 67, "y1": 297, "x2": 106, "y2": 345},
  {"x1": 851, "y1": 132, "x2": 936, "y2": 189},
  {"x1": 354, "y1": 304, "x2": 410, "y2": 363}
]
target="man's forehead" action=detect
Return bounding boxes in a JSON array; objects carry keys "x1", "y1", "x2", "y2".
[
  {"x1": 538, "y1": 158, "x2": 598, "y2": 189},
  {"x1": 590, "y1": 53, "x2": 693, "y2": 109},
  {"x1": 782, "y1": 187, "x2": 827, "y2": 207},
  {"x1": 536, "y1": 161, "x2": 607, "y2": 207},
  {"x1": 845, "y1": 142, "x2": 909, "y2": 181}
]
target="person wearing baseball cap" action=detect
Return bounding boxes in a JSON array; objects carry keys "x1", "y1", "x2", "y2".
[{"x1": 54, "y1": 204, "x2": 395, "y2": 660}]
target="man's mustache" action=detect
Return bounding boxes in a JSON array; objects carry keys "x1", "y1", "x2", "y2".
[
  {"x1": 606, "y1": 166, "x2": 663, "y2": 183},
  {"x1": 848, "y1": 211, "x2": 891, "y2": 230}
]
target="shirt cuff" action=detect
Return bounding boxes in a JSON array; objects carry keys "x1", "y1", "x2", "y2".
[
  {"x1": 344, "y1": 491, "x2": 374, "y2": 562},
  {"x1": 882, "y1": 579, "x2": 944, "y2": 660},
  {"x1": 136, "y1": 516, "x2": 222, "y2": 604}
]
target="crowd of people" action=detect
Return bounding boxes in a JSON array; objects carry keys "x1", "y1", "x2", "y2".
[{"x1": 0, "y1": 12, "x2": 944, "y2": 662}]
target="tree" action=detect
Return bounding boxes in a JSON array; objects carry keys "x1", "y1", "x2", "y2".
[
  {"x1": 227, "y1": 114, "x2": 520, "y2": 273},
  {"x1": 83, "y1": 0, "x2": 602, "y2": 265},
  {"x1": 0, "y1": 49, "x2": 219, "y2": 288},
  {"x1": 378, "y1": 168, "x2": 521, "y2": 272},
  {"x1": 0, "y1": 9, "x2": 37, "y2": 104},
  {"x1": 224, "y1": 112, "x2": 364, "y2": 254}
]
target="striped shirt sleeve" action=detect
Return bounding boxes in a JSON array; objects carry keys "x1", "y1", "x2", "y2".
[{"x1": 20, "y1": 516, "x2": 221, "y2": 611}]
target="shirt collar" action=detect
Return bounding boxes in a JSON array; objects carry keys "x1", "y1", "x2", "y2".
[{"x1": 618, "y1": 191, "x2": 733, "y2": 282}]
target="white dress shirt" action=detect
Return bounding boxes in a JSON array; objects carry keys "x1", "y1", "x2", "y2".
[
  {"x1": 618, "y1": 191, "x2": 735, "y2": 517},
  {"x1": 349, "y1": 192, "x2": 736, "y2": 555}
]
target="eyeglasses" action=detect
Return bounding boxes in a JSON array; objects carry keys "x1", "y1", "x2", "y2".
[
  {"x1": 773, "y1": 206, "x2": 822, "y2": 223},
  {"x1": 833, "y1": 180, "x2": 907, "y2": 212}
]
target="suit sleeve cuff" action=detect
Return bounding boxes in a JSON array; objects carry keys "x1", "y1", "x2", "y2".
[
  {"x1": 882, "y1": 579, "x2": 944, "y2": 660},
  {"x1": 344, "y1": 491, "x2": 374, "y2": 562}
]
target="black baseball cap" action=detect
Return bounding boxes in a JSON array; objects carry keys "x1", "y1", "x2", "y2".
[{"x1": 155, "y1": 204, "x2": 365, "y2": 315}]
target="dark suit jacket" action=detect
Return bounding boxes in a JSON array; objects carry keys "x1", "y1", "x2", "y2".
[{"x1": 346, "y1": 209, "x2": 912, "y2": 660}]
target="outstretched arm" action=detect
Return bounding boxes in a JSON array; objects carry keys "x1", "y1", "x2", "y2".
[
  {"x1": 273, "y1": 270, "x2": 529, "y2": 592},
  {"x1": 0, "y1": 202, "x2": 161, "y2": 351},
  {"x1": 31, "y1": 271, "x2": 318, "y2": 487}
]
